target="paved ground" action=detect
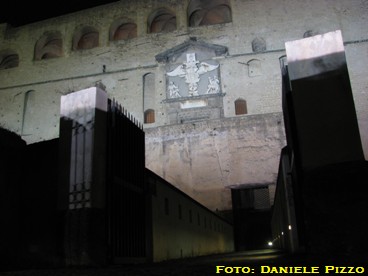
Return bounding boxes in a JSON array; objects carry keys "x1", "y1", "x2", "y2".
[{"x1": 0, "y1": 250, "x2": 366, "y2": 275}]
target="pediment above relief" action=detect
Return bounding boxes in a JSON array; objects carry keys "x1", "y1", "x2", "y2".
[{"x1": 155, "y1": 38, "x2": 228, "y2": 63}]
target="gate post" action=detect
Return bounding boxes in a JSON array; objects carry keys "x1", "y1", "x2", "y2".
[{"x1": 58, "y1": 87, "x2": 108, "y2": 266}]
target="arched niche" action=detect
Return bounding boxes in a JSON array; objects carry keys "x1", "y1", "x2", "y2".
[
  {"x1": 188, "y1": 0, "x2": 232, "y2": 27},
  {"x1": 34, "y1": 31, "x2": 63, "y2": 60},
  {"x1": 0, "y1": 50, "x2": 19, "y2": 69},
  {"x1": 143, "y1": 73, "x2": 156, "y2": 124},
  {"x1": 22, "y1": 90, "x2": 37, "y2": 136},
  {"x1": 110, "y1": 18, "x2": 137, "y2": 41},
  {"x1": 234, "y1": 98, "x2": 247, "y2": 115},
  {"x1": 303, "y1": 30, "x2": 319, "y2": 38},
  {"x1": 251, "y1": 37, "x2": 266, "y2": 53},
  {"x1": 72, "y1": 26, "x2": 99, "y2": 50},
  {"x1": 148, "y1": 8, "x2": 176, "y2": 33},
  {"x1": 144, "y1": 109, "x2": 155, "y2": 124}
]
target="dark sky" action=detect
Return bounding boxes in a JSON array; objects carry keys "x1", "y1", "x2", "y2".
[{"x1": 2, "y1": 0, "x2": 118, "y2": 27}]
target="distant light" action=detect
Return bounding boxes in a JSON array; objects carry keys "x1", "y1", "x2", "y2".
[
  {"x1": 288, "y1": 225, "x2": 292, "y2": 230},
  {"x1": 281, "y1": 232, "x2": 284, "y2": 235},
  {"x1": 268, "y1": 241, "x2": 273, "y2": 246}
]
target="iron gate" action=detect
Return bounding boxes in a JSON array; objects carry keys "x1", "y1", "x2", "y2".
[{"x1": 106, "y1": 98, "x2": 150, "y2": 263}]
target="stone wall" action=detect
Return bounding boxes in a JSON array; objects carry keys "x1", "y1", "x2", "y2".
[
  {"x1": 145, "y1": 112, "x2": 286, "y2": 210},
  {"x1": 148, "y1": 169, "x2": 234, "y2": 262},
  {"x1": 0, "y1": 0, "x2": 367, "y2": 211}
]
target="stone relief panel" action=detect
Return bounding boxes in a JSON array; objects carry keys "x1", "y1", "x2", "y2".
[
  {"x1": 156, "y1": 39, "x2": 228, "y2": 124},
  {"x1": 166, "y1": 53, "x2": 221, "y2": 98}
]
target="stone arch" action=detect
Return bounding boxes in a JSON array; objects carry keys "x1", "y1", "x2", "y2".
[
  {"x1": 72, "y1": 26, "x2": 99, "y2": 50},
  {"x1": 148, "y1": 8, "x2": 176, "y2": 33},
  {"x1": 188, "y1": 0, "x2": 232, "y2": 27},
  {"x1": 143, "y1": 73, "x2": 156, "y2": 124},
  {"x1": 34, "y1": 31, "x2": 63, "y2": 60},
  {"x1": 0, "y1": 50, "x2": 19, "y2": 69},
  {"x1": 110, "y1": 18, "x2": 137, "y2": 41},
  {"x1": 251, "y1": 37, "x2": 266, "y2": 53},
  {"x1": 235, "y1": 98, "x2": 247, "y2": 115}
]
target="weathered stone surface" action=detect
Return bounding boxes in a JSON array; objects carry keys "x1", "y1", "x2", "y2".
[
  {"x1": 145, "y1": 113, "x2": 286, "y2": 210},
  {"x1": 0, "y1": 0, "x2": 367, "y2": 211}
]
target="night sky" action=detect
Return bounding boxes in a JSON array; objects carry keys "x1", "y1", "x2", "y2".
[{"x1": 1, "y1": 0, "x2": 118, "y2": 27}]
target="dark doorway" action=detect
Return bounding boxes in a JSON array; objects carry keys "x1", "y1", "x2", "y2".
[{"x1": 231, "y1": 186, "x2": 272, "y2": 251}]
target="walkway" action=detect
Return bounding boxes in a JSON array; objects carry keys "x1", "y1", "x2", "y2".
[{"x1": 0, "y1": 249, "x2": 365, "y2": 275}]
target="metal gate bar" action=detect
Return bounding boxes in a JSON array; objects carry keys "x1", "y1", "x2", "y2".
[{"x1": 106, "y1": 98, "x2": 147, "y2": 263}]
